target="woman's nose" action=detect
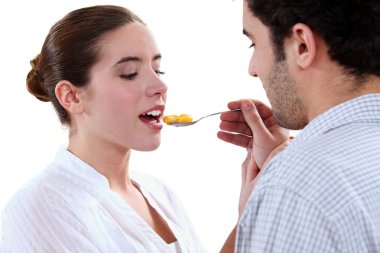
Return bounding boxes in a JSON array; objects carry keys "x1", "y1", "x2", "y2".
[{"x1": 146, "y1": 75, "x2": 168, "y2": 97}]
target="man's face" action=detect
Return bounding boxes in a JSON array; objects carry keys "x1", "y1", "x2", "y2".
[{"x1": 243, "y1": 1, "x2": 308, "y2": 130}]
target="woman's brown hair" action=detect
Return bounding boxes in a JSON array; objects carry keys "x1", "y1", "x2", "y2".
[{"x1": 26, "y1": 5, "x2": 144, "y2": 125}]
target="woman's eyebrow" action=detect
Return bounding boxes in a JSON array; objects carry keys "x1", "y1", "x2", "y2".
[
  {"x1": 114, "y1": 56, "x2": 141, "y2": 66},
  {"x1": 114, "y1": 54, "x2": 162, "y2": 67}
]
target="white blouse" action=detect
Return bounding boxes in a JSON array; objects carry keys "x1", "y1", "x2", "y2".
[{"x1": 1, "y1": 148, "x2": 205, "y2": 253}]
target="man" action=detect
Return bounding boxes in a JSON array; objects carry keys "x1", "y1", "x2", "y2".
[{"x1": 218, "y1": 0, "x2": 380, "y2": 252}]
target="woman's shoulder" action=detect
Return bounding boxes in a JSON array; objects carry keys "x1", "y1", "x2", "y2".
[
  {"x1": 4, "y1": 170, "x2": 67, "y2": 216},
  {"x1": 1, "y1": 168, "x2": 105, "y2": 253},
  {"x1": 3, "y1": 161, "x2": 95, "y2": 219}
]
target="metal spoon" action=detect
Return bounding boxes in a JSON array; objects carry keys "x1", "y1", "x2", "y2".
[{"x1": 168, "y1": 108, "x2": 241, "y2": 127}]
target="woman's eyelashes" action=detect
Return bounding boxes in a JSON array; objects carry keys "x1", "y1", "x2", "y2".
[
  {"x1": 249, "y1": 42, "x2": 256, "y2": 48},
  {"x1": 120, "y1": 70, "x2": 165, "y2": 80},
  {"x1": 120, "y1": 72, "x2": 138, "y2": 80}
]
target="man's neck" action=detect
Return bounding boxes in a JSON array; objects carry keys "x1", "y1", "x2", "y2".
[{"x1": 305, "y1": 74, "x2": 380, "y2": 122}]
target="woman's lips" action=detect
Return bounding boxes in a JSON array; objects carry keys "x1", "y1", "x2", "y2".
[
  {"x1": 139, "y1": 114, "x2": 163, "y2": 130},
  {"x1": 139, "y1": 106, "x2": 165, "y2": 130}
]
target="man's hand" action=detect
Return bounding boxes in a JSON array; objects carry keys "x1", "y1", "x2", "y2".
[{"x1": 218, "y1": 99, "x2": 289, "y2": 169}]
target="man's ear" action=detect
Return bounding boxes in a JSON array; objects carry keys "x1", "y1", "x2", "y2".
[
  {"x1": 290, "y1": 23, "x2": 316, "y2": 69},
  {"x1": 55, "y1": 80, "x2": 85, "y2": 114}
]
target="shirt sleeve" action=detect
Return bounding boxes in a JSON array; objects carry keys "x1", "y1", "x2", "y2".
[
  {"x1": 1, "y1": 185, "x2": 101, "y2": 253},
  {"x1": 235, "y1": 186, "x2": 341, "y2": 253}
]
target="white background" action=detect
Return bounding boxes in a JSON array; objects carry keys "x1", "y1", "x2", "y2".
[{"x1": 0, "y1": 1, "x2": 271, "y2": 252}]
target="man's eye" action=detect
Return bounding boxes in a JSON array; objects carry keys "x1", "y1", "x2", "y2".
[
  {"x1": 155, "y1": 70, "x2": 165, "y2": 76},
  {"x1": 120, "y1": 73, "x2": 137, "y2": 80}
]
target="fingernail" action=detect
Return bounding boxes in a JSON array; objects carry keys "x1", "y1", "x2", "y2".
[{"x1": 243, "y1": 101, "x2": 253, "y2": 111}]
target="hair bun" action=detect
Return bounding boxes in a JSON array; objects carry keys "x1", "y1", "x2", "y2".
[{"x1": 26, "y1": 55, "x2": 50, "y2": 102}]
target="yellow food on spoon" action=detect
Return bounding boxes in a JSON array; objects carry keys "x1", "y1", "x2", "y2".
[
  {"x1": 162, "y1": 115, "x2": 177, "y2": 124},
  {"x1": 163, "y1": 114, "x2": 193, "y2": 125},
  {"x1": 177, "y1": 114, "x2": 193, "y2": 123}
]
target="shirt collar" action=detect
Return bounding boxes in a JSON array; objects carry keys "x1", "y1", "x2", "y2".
[
  {"x1": 291, "y1": 94, "x2": 380, "y2": 146},
  {"x1": 53, "y1": 147, "x2": 110, "y2": 190}
]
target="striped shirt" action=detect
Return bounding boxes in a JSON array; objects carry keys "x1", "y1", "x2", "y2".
[
  {"x1": 236, "y1": 94, "x2": 380, "y2": 253},
  {"x1": 1, "y1": 148, "x2": 205, "y2": 253}
]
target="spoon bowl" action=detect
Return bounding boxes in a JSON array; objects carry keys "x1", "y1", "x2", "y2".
[{"x1": 167, "y1": 108, "x2": 241, "y2": 127}]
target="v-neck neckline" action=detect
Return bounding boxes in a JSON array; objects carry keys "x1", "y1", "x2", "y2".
[{"x1": 109, "y1": 179, "x2": 181, "y2": 249}]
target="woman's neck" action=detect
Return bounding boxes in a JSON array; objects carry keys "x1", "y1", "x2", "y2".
[{"x1": 67, "y1": 134, "x2": 133, "y2": 191}]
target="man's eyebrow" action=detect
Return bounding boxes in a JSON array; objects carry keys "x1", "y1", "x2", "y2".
[
  {"x1": 153, "y1": 54, "x2": 162, "y2": 61},
  {"x1": 243, "y1": 28, "x2": 252, "y2": 38}
]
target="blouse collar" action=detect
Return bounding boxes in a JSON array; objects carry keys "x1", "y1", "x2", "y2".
[{"x1": 53, "y1": 147, "x2": 110, "y2": 190}]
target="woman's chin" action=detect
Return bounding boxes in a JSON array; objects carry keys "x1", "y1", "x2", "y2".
[{"x1": 134, "y1": 141, "x2": 161, "y2": 152}]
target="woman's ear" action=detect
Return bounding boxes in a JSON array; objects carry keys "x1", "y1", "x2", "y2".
[
  {"x1": 55, "y1": 80, "x2": 85, "y2": 114},
  {"x1": 290, "y1": 23, "x2": 316, "y2": 69}
]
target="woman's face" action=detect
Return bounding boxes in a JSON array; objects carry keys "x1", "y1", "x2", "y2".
[{"x1": 80, "y1": 22, "x2": 167, "y2": 152}]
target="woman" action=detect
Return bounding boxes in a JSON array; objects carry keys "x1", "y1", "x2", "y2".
[{"x1": 1, "y1": 5, "x2": 204, "y2": 253}]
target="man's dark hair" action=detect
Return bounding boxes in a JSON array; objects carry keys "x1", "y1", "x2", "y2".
[{"x1": 247, "y1": 0, "x2": 380, "y2": 79}]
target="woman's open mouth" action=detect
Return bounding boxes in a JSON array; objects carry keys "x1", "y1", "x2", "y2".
[{"x1": 139, "y1": 109, "x2": 163, "y2": 130}]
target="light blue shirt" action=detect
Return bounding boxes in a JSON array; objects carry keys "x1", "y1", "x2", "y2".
[{"x1": 236, "y1": 94, "x2": 380, "y2": 253}]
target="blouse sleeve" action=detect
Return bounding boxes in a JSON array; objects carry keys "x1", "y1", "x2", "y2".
[{"x1": 1, "y1": 184, "x2": 101, "y2": 253}]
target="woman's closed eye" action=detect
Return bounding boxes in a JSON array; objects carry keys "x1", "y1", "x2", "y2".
[
  {"x1": 120, "y1": 70, "x2": 165, "y2": 80},
  {"x1": 120, "y1": 72, "x2": 137, "y2": 80}
]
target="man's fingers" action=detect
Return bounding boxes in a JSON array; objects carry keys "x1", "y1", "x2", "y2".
[
  {"x1": 252, "y1": 101, "x2": 273, "y2": 120},
  {"x1": 241, "y1": 100, "x2": 270, "y2": 140},
  {"x1": 227, "y1": 100, "x2": 244, "y2": 110},
  {"x1": 217, "y1": 131, "x2": 252, "y2": 148},
  {"x1": 219, "y1": 121, "x2": 252, "y2": 136},
  {"x1": 227, "y1": 99, "x2": 273, "y2": 120},
  {"x1": 220, "y1": 109, "x2": 245, "y2": 123},
  {"x1": 263, "y1": 117, "x2": 277, "y2": 128}
]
